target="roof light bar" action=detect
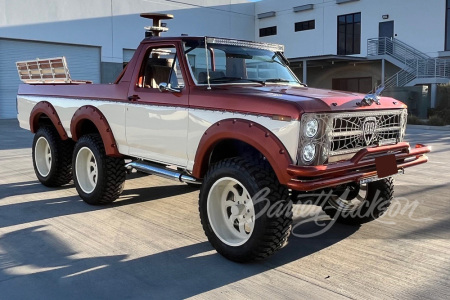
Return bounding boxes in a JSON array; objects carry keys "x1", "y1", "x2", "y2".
[{"x1": 206, "y1": 38, "x2": 284, "y2": 52}]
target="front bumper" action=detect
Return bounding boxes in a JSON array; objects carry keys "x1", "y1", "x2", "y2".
[{"x1": 287, "y1": 142, "x2": 430, "y2": 191}]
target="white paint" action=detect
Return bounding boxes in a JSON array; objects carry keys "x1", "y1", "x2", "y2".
[
  {"x1": 18, "y1": 95, "x2": 301, "y2": 171},
  {"x1": 126, "y1": 104, "x2": 189, "y2": 167},
  {"x1": 17, "y1": 95, "x2": 129, "y2": 154},
  {"x1": 255, "y1": 0, "x2": 446, "y2": 58},
  {"x1": 187, "y1": 109, "x2": 300, "y2": 170}
]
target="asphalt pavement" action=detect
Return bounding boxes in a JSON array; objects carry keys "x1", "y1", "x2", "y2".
[{"x1": 0, "y1": 119, "x2": 449, "y2": 299}]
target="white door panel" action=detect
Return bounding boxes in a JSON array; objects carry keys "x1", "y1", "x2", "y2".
[{"x1": 126, "y1": 104, "x2": 189, "y2": 166}]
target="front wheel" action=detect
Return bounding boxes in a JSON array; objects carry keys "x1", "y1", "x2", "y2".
[
  {"x1": 73, "y1": 134, "x2": 125, "y2": 205},
  {"x1": 322, "y1": 178, "x2": 394, "y2": 225},
  {"x1": 199, "y1": 157, "x2": 292, "y2": 262}
]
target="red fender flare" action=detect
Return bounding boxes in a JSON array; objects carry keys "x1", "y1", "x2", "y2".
[
  {"x1": 29, "y1": 101, "x2": 68, "y2": 140},
  {"x1": 192, "y1": 119, "x2": 293, "y2": 184},
  {"x1": 70, "y1": 105, "x2": 121, "y2": 157}
]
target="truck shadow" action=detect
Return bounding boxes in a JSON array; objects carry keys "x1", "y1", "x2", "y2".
[
  {"x1": 0, "y1": 220, "x2": 358, "y2": 299},
  {"x1": 0, "y1": 182, "x2": 195, "y2": 228}
]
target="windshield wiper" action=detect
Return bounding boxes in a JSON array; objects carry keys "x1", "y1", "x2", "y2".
[
  {"x1": 209, "y1": 77, "x2": 265, "y2": 85},
  {"x1": 264, "y1": 78, "x2": 291, "y2": 83},
  {"x1": 263, "y1": 78, "x2": 306, "y2": 86}
]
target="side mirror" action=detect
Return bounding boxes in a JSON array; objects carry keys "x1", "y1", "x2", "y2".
[{"x1": 158, "y1": 82, "x2": 181, "y2": 93}]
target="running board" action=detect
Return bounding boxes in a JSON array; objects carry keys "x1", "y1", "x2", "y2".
[{"x1": 125, "y1": 161, "x2": 201, "y2": 185}]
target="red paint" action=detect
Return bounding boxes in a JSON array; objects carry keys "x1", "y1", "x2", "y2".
[
  {"x1": 18, "y1": 81, "x2": 130, "y2": 102},
  {"x1": 70, "y1": 105, "x2": 121, "y2": 157},
  {"x1": 192, "y1": 119, "x2": 293, "y2": 183},
  {"x1": 286, "y1": 143, "x2": 430, "y2": 191},
  {"x1": 287, "y1": 156, "x2": 428, "y2": 191},
  {"x1": 29, "y1": 101, "x2": 68, "y2": 140}
]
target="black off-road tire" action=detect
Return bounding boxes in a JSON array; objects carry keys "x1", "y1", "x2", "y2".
[
  {"x1": 323, "y1": 178, "x2": 394, "y2": 225},
  {"x1": 32, "y1": 126, "x2": 74, "y2": 187},
  {"x1": 73, "y1": 134, "x2": 125, "y2": 205},
  {"x1": 199, "y1": 157, "x2": 293, "y2": 262}
]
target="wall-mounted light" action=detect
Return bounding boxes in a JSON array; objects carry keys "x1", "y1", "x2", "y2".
[
  {"x1": 293, "y1": 4, "x2": 314, "y2": 13},
  {"x1": 336, "y1": 0, "x2": 359, "y2": 4},
  {"x1": 382, "y1": 14, "x2": 389, "y2": 19},
  {"x1": 257, "y1": 11, "x2": 276, "y2": 19}
]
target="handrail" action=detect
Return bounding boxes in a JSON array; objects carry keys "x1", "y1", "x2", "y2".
[{"x1": 368, "y1": 37, "x2": 450, "y2": 87}]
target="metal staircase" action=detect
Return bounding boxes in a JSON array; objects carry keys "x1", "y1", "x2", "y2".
[{"x1": 367, "y1": 37, "x2": 450, "y2": 88}]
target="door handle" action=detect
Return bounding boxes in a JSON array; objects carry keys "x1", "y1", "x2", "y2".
[{"x1": 128, "y1": 95, "x2": 140, "y2": 101}]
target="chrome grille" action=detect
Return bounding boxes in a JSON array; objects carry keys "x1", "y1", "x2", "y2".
[
  {"x1": 329, "y1": 110, "x2": 407, "y2": 156},
  {"x1": 297, "y1": 109, "x2": 407, "y2": 166}
]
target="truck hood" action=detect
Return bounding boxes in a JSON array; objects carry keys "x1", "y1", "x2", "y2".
[
  {"x1": 234, "y1": 85, "x2": 406, "y2": 112},
  {"x1": 190, "y1": 84, "x2": 407, "y2": 121}
]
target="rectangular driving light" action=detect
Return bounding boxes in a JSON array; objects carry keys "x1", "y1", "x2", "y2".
[{"x1": 206, "y1": 37, "x2": 285, "y2": 52}]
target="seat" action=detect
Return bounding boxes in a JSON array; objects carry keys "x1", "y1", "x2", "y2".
[{"x1": 144, "y1": 58, "x2": 173, "y2": 88}]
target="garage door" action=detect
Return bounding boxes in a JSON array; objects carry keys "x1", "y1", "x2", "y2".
[
  {"x1": 123, "y1": 49, "x2": 136, "y2": 63},
  {"x1": 0, "y1": 39, "x2": 101, "y2": 119}
]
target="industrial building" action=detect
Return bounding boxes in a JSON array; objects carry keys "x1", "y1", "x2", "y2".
[{"x1": 1, "y1": 0, "x2": 448, "y2": 119}]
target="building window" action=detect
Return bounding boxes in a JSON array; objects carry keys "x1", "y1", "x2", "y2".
[
  {"x1": 337, "y1": 12, "x2": 361, "y2": 55},
  {"x1": 446, "y1": 0, "x2": 450, "y2": 50},
  {"x1": 295, "y1": 20, "x2": 315, "y2": 32},
  {"x1": 259, "y1": 26, "x2": 277, "y2": 37},
  {"x1": 332, "y1": 77, "x2": 372, "y2": 93}
]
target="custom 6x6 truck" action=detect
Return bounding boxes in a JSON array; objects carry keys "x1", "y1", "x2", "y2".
[{"x1": 16, "y1": 14, "x2": 430, "y2": 262}]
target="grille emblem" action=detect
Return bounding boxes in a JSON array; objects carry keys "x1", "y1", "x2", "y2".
[{"x1": 361, "y1": 117, "x2": 377, "y2": 145}]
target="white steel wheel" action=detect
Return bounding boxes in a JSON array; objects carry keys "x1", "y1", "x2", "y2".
[
  {"x1": 34, "y1": 137, "x2": 52, "y2": 177},
  {"x1": 199, "y1": 157, "x2": 293, "y2": 262},
  {"x1": 207, "y1": 177, "x2": 256, "y2": 247},
  {"x1": 32, "y1": 126, "x2": 74, "y2": 187},
  {"x1": 75, "y1": 147, "x2": 98, "y2": 193},
  {"x1": 72, "y1": 134, "x2": 125, "y2": 205}
]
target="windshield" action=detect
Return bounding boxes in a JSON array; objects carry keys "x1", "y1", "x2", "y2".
[{"x1": 183, "y1": 40, "x2": 302, "y2": 86}]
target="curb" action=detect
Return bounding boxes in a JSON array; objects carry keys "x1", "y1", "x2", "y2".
[
  {"x1": 0, "y1": 119, "x2": 18, "y2": 125},
  {"x1": 407, "y1": 124, "x2": 450, "y2": 131}
]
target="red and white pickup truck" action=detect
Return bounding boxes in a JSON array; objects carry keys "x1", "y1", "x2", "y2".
[{"x1": 16, "y1": 14, "x2": 430, "y2": 262}]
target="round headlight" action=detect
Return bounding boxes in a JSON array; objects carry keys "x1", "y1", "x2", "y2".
[
  {"x1": 305, "y1": 119, "x2": 319, "y2": 138},
  {"x1": 302, "y1": 143, "x2": 316, "y2": 162}
]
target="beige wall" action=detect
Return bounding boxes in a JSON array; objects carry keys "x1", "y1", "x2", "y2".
[{"x1": 291, "y1": 60, "x2": 399, "y2": 91}]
